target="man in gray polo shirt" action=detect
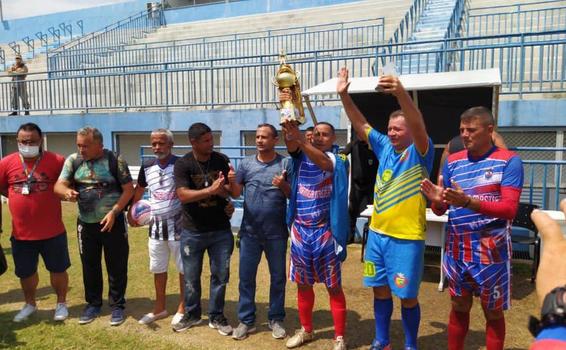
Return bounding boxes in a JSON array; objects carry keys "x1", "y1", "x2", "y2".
[{"x1": 230, "y1": 123, "x2": 291, "y2": 340}]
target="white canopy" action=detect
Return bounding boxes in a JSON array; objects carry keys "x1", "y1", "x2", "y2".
[{"x1": 302, "y1": 68, "x2": 502, "y2": 96}]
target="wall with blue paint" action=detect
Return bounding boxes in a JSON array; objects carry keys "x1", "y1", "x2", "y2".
[
  {"x1": 0, "y1": 0, "x2": 149, "y2": 44},
  {"x1": 498, "y1": 99, "x2": 566, "y2": 128},
  {"x1": 163, "y1": 0, "x2": 361, "y2": 25},
  {"x1": 0, "y1": 106, "x2": 342, "y2": 154}
]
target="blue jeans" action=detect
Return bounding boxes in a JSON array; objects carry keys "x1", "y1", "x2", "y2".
[
  {"x1": 238, "y1": 235, "x2": 287, "y2": 325},
  {"x1": 180, "y1": 229, "x2": 234, "y2": 321}
]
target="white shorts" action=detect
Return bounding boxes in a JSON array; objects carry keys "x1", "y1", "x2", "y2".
[{"x1": 148, "y1": 238, "x2": 183, "y2": 274}]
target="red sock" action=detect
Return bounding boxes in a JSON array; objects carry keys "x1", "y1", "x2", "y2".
[
  {"x1": 486, "y1": 316, "x2": 505, "y2": 350},
  {"x1": 448, "y1": 309, "x2": 470, "y2": 350},
  {"x1": 329, "y1": 289, "x2": 347, "y2": 338},
  {"x1": 297, "y1": 287, "x2": 315, "y2": 333}
]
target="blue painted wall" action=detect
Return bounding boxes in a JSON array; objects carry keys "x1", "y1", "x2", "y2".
[
  {"x1": 0, "y1": 106, "x2": 342, "y2": 154},
  {"x1": 0, "y1": 0, "x2": 149, "y2": 44},
  {"x1": 498, "y1": 99, "x2": 566, "y2": 128},
  {"x1": 164, "y1": 0, "x2": 361, "y2": 25}
]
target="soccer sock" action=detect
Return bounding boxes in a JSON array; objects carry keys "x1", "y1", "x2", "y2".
[
  {"x1": 448, "y1": 309, "x2": 470, "y2": 350},
  {"x1": 297, "y1": 287, "x2": 315, "y2": 333},
  {"x1": 329, "y1": 289, "x2": 347, "y2": 338},
  {"x1": 373, "y1": 298, "x2": 393, "y2": 345},
  {"x1": 401, "y1": 303, "x2": 421, "y2": 349},
  {"x1": 486, "y1": 316, "x2": 505, "y2": 350}
]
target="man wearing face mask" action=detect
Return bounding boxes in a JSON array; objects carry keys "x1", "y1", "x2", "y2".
[
  {"x1": 55, "y1": 126, "x2": 134, "y2": 327},
  {"x1": 0, "y1": 123, "x2": 70, "y2": 322}
]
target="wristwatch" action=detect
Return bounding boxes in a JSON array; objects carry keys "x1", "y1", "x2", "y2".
[{"x1": 529, "y1": 285, "x2": 566, "y2": 337}]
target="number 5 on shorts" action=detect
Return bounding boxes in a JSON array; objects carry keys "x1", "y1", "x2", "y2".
[{"x1": 364, "y1": 261, "x2": 376, "y2": 277}]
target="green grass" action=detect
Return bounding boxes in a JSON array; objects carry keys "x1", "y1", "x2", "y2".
[{"x1": 1, "y1": 203, "x2": 540, "y2": 349}]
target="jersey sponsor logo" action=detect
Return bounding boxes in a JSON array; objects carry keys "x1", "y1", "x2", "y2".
[
  {"x1": 381, "y1": 169, "x2": 393, "y2": 182},
  {"x1": 394, "y1": 272, "x2": 408, "y2": 288},
  {"x1": 363, "y1": 261, "x2": 376, "y2": 277}
]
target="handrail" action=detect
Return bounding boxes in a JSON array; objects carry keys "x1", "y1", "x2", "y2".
[
  {"x1": 388, "y1": 0, "x2": 428, "y2": 46},
  {"x1": 470, "y1": 0, "x2": 565, "y2": 13},
  {"x1": 0, "y1": 30, "x2": 563, "y2": 115},
  {"x1": 13, "y1": 29, "x2": 559, "y2": 77},
  {"x1": 49, "y1": 7, "x2": 163, "y2": 54},
  {"x1": 55, "y1": 17, "x2": 385, "y2": 55},
  {"x1": 436, "y1": 0, "x2": 469, "y2": 72}
]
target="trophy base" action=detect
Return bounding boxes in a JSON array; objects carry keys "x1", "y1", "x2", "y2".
[{"x1": 280, "y1": 107, "x2": 306, "y2": 125}]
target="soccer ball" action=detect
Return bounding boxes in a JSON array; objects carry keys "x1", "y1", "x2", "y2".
[{"x1": 131, "y1": 199, "x2": 152, "y2": 226}]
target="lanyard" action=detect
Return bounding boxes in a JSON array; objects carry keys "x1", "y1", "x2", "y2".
[{"x1": 19, "y1": 153, "x2": 42, "y2": 184}]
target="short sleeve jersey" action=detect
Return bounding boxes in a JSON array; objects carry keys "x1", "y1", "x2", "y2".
[
  {"x1": 138, "y1": 155, "x2": 182, "y2": 241},
  {"x1": 366, "y1": 127, "x2": 434, "y2": 240},
  {"x1": 59, "y1": 150, "x2": 132, "y2": 223},
  {"x1": 236, "y1": 153, "x2": 290, "y2": 240},
  {"x1": 0, "y1": 151, "x2": 66, "y2": 240},
  {"x1": 293, "y1": 151, "x2": 336, "y2": 228},
  {"x1": 173, "y1": 151, "x2": 231, "y2": 233},
  {"x1": 443, "y1": 147, "x2": 523, "y2": 263}
]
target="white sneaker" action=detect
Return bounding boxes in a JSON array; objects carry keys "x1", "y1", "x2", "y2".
[
  {"x1": 13, "y1": 303, "x2": 37, "y2": 322},
  {"x1": 171, "y1": 312, "x2": 184, "y2": 325},
  {"x1": 53, "y1": 303, "x2": 69, "y2": 321},
  {"x1": 138, "y1": 310, "x2": 168, "y2": 325}
]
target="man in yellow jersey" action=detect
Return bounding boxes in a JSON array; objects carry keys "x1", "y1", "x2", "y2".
[{"x1": 337, "y1": 67, "x2": 434, "y2": 350}]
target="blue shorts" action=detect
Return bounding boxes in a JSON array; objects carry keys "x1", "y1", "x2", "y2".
[
  {"x1": 289, "y1": 223, "x2": 341, "y2": 288},
  {"x1": 363, "y1": 230, "x2": 425, "y2": 299},
  {"x1": 11, "y1": 233, "x2": 71, "y2": 279},
  {"x1": 444, "y1": 254, "x2": 511, "y2": 311}
]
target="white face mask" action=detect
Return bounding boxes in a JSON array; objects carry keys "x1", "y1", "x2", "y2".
[{"x1": 18, "y1": 144, "x2": 40, "y2": 158}]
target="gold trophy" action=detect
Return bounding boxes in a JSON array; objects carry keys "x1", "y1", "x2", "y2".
[{"x1": 273, "y1": 52, "x2": 306, "y2": 125}]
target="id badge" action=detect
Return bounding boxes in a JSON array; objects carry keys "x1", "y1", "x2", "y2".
[{"x1": 21, "y1": 184, "x2": 30, "y2": 195}]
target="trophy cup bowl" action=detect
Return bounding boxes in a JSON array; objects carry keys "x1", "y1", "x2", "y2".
[{"x1": 274, "y1": 58, "x2": 306, "y2": 125}]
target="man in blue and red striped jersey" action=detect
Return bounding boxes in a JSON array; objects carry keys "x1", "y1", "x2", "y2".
[{"x1": 421, "y1": 106, "x2": 524, "y2": 350}]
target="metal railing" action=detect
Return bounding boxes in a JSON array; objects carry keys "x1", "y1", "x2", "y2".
[
  {"x1": 467, "y1": 0, "x2": 566, "y2": 37},
  {"x1": 0, "y1": 30, "x2": 564, "y2": 114},
  {"x1": 510, "y1": 147, "x2": 566, "y2": 211},
  {"x1": 48, "y1": 7, "x2": 164, "y2": 61},
  {"x1": 48, "y1": 18, "x2": 385, "y2": 74},
  {"x1": 388, "y1": 0, "x2": 429, "y2": 46},
  {"x1": 436, "y1": 0, "x2": 469, "y2": 72},
  {"x1": 137, "y1": 145, "x2": 566, "y2": 210}
]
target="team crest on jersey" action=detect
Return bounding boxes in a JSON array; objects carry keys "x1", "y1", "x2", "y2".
[
  {"x1": 399, "y1": 150, "x2": 409, "y2": 162},
  {"x1": 382, "y1": 169, "x2": 393, "y2": 182},
  {"x1": 485, "y1": 168, "x2": 493, "y2": 179},
  {"x1": 394, "y1": 273, "x2": 408, "y2": 288}
]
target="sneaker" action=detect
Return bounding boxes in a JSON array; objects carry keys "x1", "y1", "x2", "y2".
[
  {"x1": 8, "y1": 112, "x2": 18, "y2": 116},
  {"x1": 172, "y1": 314, "x2": 202, "y2": 332},
  {"x1": 13, "y1": 303, "x2": 37, "y2": 322},
  {"x1": 171, "y1": 312, "x2": 184, "y2": 326},
  {"x1": 370, "y1": 339, "x2": 392, "y2": 350},
  {"x1": 268, "y1": 319, "x2": 287, "y2": 339},
  {"x1": 138, "y1": 310, "x2": 168, "y2": 325},
  {"x1": 53, "y1": 303, "x2": 69, "y2": 321},
  {"x1": 285, "y1": 327, "x2": 313, "y2": 348},
  {"x1": 110, "y1": 308, "x2": 126, "y2": 326},
  {"x1": 334, "y1": 336, "x2": 347, "y2": 350},
  {"x1": 79, "y1": 305, "x2": 101, "y2": 325},
  {"x1": 209, "y1": 316, "x2": 233, "y2": 336},
  {"x1": 232, "y1": 322, "x2": 256, "y2": 340},
  {"x1": 24, "y1": 111, "x2": 30, "y2": 116}
]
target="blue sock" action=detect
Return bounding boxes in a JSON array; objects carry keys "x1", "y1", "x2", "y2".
[
  {"x1": 401, "y1": 303, "x2": 421, "y2": 349},
  {"x1": 373, "y1": 298, "x2": 393, "y2": 345}
]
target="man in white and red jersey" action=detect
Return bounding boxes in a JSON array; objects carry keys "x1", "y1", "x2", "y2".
[{"x1": 421, "y1": 106, "x2": 523, "y2": 350}]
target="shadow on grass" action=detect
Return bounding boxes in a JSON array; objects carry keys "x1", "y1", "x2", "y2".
[{"x1": 0, "y1": 308, "x2": 67, "y2": 349}]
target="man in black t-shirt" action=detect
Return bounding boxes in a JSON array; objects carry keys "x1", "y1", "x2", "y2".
[
  {"x1": 340, "y1": 136, "x2": 378, "y2": 244},
  {"x1": 172, "y1": 123, "x2": 238, "y2": 336}
]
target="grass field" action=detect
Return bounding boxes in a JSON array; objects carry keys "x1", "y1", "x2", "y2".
[{"x1": 1, "y1": 203, "x2": 539, "y2": 349}]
